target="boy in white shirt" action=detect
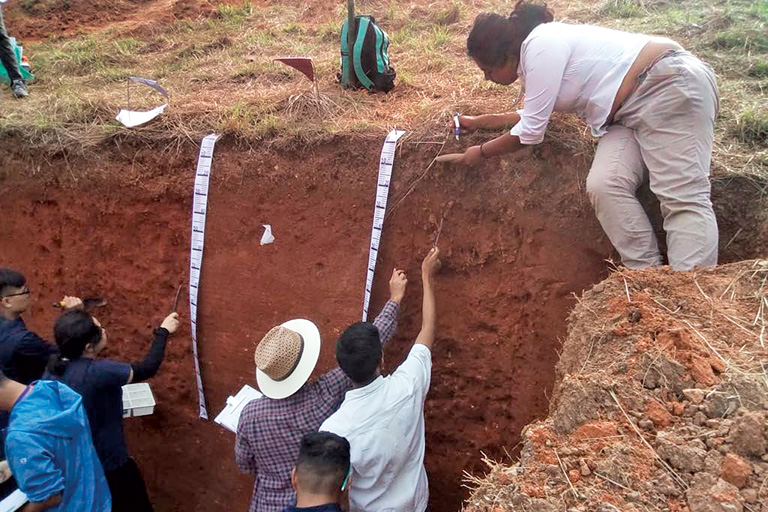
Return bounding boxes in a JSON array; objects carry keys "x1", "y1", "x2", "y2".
[{"x1": 320, "y1": 247, "x2": 441, "y2": 512}]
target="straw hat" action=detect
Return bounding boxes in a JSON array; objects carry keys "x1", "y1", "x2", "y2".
[{"x1": 254, "y1": 319, "x2": 321, "y2": 399}]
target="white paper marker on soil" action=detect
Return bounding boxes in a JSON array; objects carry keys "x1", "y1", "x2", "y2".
[
  {"x1": 362, "y1": 128, "x2": 406, "y2": 321},
  {"x1": 189, "y1": 133, "x2": 220, "y2": 420}
]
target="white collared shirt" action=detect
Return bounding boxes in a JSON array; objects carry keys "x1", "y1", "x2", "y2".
[
  {"x1": 510, "y1": 22, "x2": 655, "y2": 144},
  {"x1": 320, "y1": 344, "x2": 432, "y2": 512}
]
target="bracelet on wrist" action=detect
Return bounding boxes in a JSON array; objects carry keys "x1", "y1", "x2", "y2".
[{"x1": 479, "y1": 143, "x2": 488, "y2": 158}]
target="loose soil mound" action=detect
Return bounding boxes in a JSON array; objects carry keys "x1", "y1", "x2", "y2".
[
  {"x1": 466, "y1": 260, "x2": 768, "y2": 512},
  {"x1": 0, "y1": 137, "x2": 612, "y2": 511}
]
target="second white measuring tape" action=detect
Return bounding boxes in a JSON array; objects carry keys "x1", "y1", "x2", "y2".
[
  {"x1": 189, "y1": 133, "x2": 220, "y2": 420},
  {"x1": 362, "y1": 129, "x2": 406, "y2": 321}
]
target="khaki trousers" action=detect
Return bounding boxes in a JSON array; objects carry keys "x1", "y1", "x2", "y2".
[{"x1": 586, "y1": 51, "x2": 720, "y2": 270}]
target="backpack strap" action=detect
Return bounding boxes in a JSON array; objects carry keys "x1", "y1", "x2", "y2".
[
  {"x1": 340, "y1": 20, "x2": 351, "y2": 85},
  {"x1": 353, "y1": 17, "x2": 375, "y2": 90},
  {"x1": 372, "y1": 24, "x2": 388, "y2": 73}
]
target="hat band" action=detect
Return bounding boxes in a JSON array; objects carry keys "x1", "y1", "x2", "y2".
[{"x1": 272, "y1": 335, "x2": 305, "y2": 382}]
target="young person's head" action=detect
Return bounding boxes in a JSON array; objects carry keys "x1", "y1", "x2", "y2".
[
  {"x1": 0, "y1": 268, "x2": 31, "y2": 319},
  {"x1": 50, "y1": 310, "x2": 107, "y2": 375},
  {"x1": 336, "y1": 322, "x2": 382, "y2": 386},
  {"x1": 467, "y1": 1, "x2": 554, "y2": 85},
  {"x1": 291, "y1": 432, "x2": 351, "y2": 505}
]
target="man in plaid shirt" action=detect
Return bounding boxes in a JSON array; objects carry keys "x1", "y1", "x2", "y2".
[{"x1": 235, "y1": 268, "x2": 407, "y2": 512}]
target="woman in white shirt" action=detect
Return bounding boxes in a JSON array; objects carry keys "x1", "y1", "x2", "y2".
[{"x1": 451, "y1": 1, "x2": 719, "y2": 271}]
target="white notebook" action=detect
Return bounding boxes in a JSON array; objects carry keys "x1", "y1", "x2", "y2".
[{"x1": 214, "y1": 385, "x2": 263, "y2": 433}]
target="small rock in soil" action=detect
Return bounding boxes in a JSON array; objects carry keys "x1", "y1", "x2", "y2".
[
  {"x1": 727, "y1": 411, "x2": 767, "y2": 457},
  {"x1": 683, "y1": 388, "x2": 707, "y2": 404},
  {"x1": 740, "y1": 488, "x2": 757, "y2": 503},
  {"x1": 720, "y1": 453, "x2": 752, "y2": 488},
  {"x1": 687, "y1": 473, "x2": 743, "y2": 512},
  {"x1": 579, "y1": 459, "x2": 591, "y2": 476}
]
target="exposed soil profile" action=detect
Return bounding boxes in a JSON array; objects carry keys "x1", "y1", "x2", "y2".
[
  {"x1": 0, "y1": 137, "x2": 611, "y2": 511},
  {"x1": 0, "y1": 136, "x2": 765, "y2": 511}
]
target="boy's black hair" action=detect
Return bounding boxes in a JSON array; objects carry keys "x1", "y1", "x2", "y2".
[
  {"x1": 336, "y1": 322, "x2": 382, "y2": 385},
  {"x1": 0, "y1": 269, "x2": 26, "y2": 297},
  {"x1": 296, "y1": 432, "x2": 351, "y2": 495}
]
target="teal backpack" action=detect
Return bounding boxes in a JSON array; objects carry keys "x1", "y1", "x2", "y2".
[{"x1": 340, "y1": 15, "x2": 396, "y2": 93}]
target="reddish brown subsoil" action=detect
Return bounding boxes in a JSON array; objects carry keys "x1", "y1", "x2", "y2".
[
  {"x1": 0, "y1": 137, "x2": 610, "y2": 511},
  {"x1": 2, "y1": 0, "x2": 247, "y2": 40}
]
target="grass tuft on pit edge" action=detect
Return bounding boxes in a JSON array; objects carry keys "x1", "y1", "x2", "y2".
[{"x1": 0, "y1": 0, "x2": 766, "y2": 178}]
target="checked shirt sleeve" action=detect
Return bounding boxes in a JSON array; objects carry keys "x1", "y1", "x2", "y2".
[
  {"x1": 235, "y1": 402, "x2": 259, "y2": 474},
  {"x1": 372, "y1": 300, "x2": 399, "y2": 347}
]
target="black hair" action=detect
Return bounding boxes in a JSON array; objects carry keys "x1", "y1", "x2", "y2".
[
  {"x1": 0, "y1": 268, "x2": 26, "y2": 297},
  {"x1": 49, "y1": 310, "x2": 102, "y2": 375},
  {"x1": 0, "y1": 370, "x2": 7, "y2": 385},
  {"x1": 467, "y1": 1, "x2": 554, "y2": 68},
  {"x1": 295, "y1": 432, "x2": 351, "y2": 495},
  {"x1": 336, "y1": 322, "x2": 382, "y2": 385}
]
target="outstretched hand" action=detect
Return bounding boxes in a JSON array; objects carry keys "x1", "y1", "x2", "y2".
[
  {"x1": 161, "y1": 312, "x2": 180, "y2": 334},
  {"x1": 60, "y1": 296, "x2": 84, "y2": 310},
  {"x1": 389, "y1": 268, "x2": 407, "y2": 304},
  {"x1": 421, "y1": 247, "x2": 441, "y2": 278}
]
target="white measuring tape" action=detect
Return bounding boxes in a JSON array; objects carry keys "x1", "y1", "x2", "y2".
[
  {"x1": 189, "y1": 133, "x2": 220, "y2": 420},
  {"x1": 362, "y1": 129, "x2": 406, "y2": 321}
]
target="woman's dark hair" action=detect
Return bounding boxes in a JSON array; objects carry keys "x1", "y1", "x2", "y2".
[
  {"x1": 467, "y1": 1, "x2": 554, "y2": 68},
  {"x1": 49, "y1": 310, "x2": 102, "y2": 375}
]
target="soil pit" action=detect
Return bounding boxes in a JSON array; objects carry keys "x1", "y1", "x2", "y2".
[{"x1": 0, "y1": 137, "x2": 763, "y2": 511}]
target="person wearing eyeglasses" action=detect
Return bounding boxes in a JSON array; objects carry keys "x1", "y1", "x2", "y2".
[
  {"x1": 282, "y1": 432, "x2": 352, "y2": 512},
  {"x1": 0, "y1": 268, "x2": 81, "y2": 387}
]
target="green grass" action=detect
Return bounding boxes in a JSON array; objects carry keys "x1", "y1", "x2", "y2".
[
  {"x1": 748, "y1": 60, "x2": 768, "y2": 78},
  {"x1": 732, "y1": 109, "x2": 768, "y2": 146},
  {"x1": 1, "y1": 0, "x2": 765, "y2": 176},
  {"x1": 215, "y1": 0, "x2": 253, "y2": 25},
  {"x1": 599, "y1": 0, "x2": 646, "y2": 19}
]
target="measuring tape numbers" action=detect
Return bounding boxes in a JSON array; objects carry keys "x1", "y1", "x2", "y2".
[
  {"x1": 189, "y1": 133, "x2": 220, "y2": 420},
  {"x1": 362, "y1": 129, "x2": 406, "y2": 322}
]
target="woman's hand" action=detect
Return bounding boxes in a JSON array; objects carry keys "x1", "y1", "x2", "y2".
[
  {"x1": 161, "y1": 312, "x2": 180, "y2": 334},
  {"x1": 458, "y1": 145, "x2": 485, "y2": 166},
  {"x1": 447, "y1": 115, "x2": 480, "y2": 134}
]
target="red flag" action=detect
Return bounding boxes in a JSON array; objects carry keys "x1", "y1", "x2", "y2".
[{"x1": 273, "y1": 57, "x2": 315, "y2": 82}]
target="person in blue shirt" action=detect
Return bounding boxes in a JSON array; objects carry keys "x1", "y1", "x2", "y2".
[
  {"x1": 45, "y1": 309, "x2": 179, "y2": 512},
  {"x1": 283, "y1": 432, "x2": 352, "y2": 512},
  {"x1": 0, "y1": 370, "x2": 111, "y2": 512}
]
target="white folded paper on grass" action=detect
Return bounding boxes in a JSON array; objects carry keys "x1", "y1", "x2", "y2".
[
  {"x1": 214, "y1": 385, "x2": 263, "y2": 433},
  {"x1": 116, "y1": 104, "x2": 168, "y2": 128}
]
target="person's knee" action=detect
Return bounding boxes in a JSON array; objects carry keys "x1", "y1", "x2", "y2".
[{"x1": 585, "y1": 171, "x2": 613, "y2": 205}]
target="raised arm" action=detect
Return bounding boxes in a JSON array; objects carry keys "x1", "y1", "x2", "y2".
[
  {"x1": 128, "y1": 313, "x2": 179, "y2": 384},
  {"x1": 414, "y1": 248, "x2": 440, "y2": 350},
  {"x1": 371, "y1": 268, "x2": 407, "y2": 347}
]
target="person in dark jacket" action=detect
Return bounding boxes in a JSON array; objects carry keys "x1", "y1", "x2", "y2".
[
  {"x1": 45, "y1": 309, "x2": 179, "y2": 512},
  {"x1": 0, "y1": 268, "x2": 80, "y2": 385},
  {"x1": 1, "y1": 371, "x2": 111, "y2": 511}
]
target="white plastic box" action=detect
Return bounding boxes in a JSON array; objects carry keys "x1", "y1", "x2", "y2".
[{"x1": 122, "y1": 383, "x2": 156, "y2": 418}]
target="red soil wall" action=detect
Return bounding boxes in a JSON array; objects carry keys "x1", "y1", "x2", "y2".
[{"x1": 0, "y1": 139, "x2": 609, "y2": 511}]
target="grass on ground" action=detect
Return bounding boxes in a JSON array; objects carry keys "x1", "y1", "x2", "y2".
[{"x1": 0, "y1": 0, "x2": 766, "y2": 177}]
